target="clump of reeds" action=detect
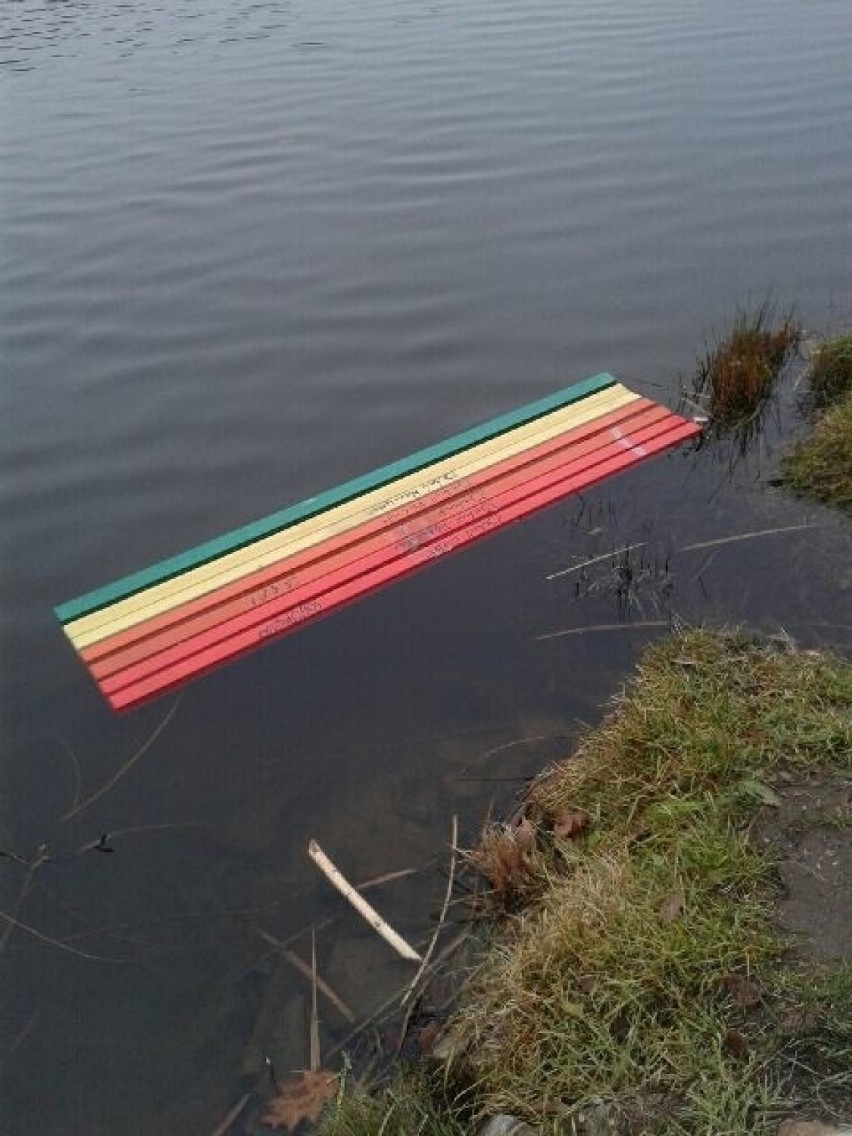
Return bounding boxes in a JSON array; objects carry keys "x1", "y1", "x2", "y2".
[{"x1": 690, "y1": 304, "x2": 800, "y2": 442}]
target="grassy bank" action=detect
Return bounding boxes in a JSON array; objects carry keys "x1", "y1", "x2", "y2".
[
  {"x1": 320, "y1": 630, "x2": 852, "y2": 1135},
  {"x1": 784, "y1": 334, "x2": 852, "y2": 511}
]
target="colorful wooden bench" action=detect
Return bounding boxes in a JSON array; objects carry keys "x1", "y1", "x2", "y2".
[{"x1": 56, "y1": 374, "x2": 700, "y2": 711}]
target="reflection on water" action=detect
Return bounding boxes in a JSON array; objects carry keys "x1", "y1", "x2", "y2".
[{"x1": 1, "y1": 0, "x2": 851, "y2": 1131}]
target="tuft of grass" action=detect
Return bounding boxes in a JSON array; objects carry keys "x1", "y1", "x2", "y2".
[
  {"x1": 318, "y1": 1070, "x2": 468, "y2": 1136},
  {"x1": 805, "y1": 333, "x2": 852, "y2": 410},
  {"x1": 690, "y1": 305, "x2": 800, "y2": 443},
  {"x1": 447, "y1": 631, "x2": 852, "y2": 1133},
  {"x1": 784, "y1": 391, "x2": 852, "y2": 512},
  {"x1": 784, "y1": 333, "x2": 852, "y2": 512}
]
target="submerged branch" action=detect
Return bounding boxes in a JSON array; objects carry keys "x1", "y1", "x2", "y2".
[{"x1": 62, "y1": 694, "x2": 183, "y2": 822}]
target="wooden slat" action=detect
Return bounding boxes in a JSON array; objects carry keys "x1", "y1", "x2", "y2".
[
  {"x1": 55, "y1": 372, "x2": 616, "y2": 622},
  {"x1": 104, "y1": 417, "x2": 698, "y2": 711},
  {"x1": 85, "y1": 399, "x2": 668, "y2": 678},
  {"x1": 65, "y1": 385, "x2": 638, "y2": 648}
]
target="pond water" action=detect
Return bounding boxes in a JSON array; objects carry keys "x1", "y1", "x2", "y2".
[{"x1": 1, "y1": 1, "x2": 851, "y2": 1131}]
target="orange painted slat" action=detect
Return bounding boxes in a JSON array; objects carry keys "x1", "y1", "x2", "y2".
[
  {"x1": 86, "y1": 398, "x2": 666, "y2": 677},
  {"x1": 104, "y1": 417, "x2": 698, "y2": 710}
]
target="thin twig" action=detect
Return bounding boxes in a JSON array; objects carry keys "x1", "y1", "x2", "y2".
[
  {"x1": 0, "y1": 910, "x2": 120, "y2": 961},
  {"x1": 256, "y1": 928, "x2": 356, "y2": 1022},
  {"x1": 54, "y1": 731, "x2": 83, "y2": 812},
  {"x1": 535, "y1": 620, "x2": 669, "y2": 642},
  {"x1": 308, "y1": 841, "x2": 421, "y2": 962},
  {"x1": 678, "y1": 523, "x2": 822, "y2": 555},
  {"x1": 357, "y1": 865, "x2": 423, "y2": 891},
  {"x1": 4, "y1": 1011, "x2": 40, "y2": 1061},
  {"x1": 394, "y1": 992, "x2": 422, "y2": 1060},
  {"x1": 310, "y1": 928, "x2": 320, "y2": 1073},
  {"x1": 678, "y1": 393, "x2": 712, "y2": 417},
  {"x1": 402, "y1": 815, "x2": 458, "y2": 1005},
  {"x1": 0, "y1": 847, "x2": 49, "y2": 957},
  {"x1": 208, "y1": 1093, "x2": 250, "y2": 1136},
  {"x1": 481, "y1": 734, "x2": 567, "y2": 759},
  {"x1": 546, "y1": 542, "x2": 647, "y2": 582},
  {"x1": 62, "y1": 694, "x2": 183, "y2": 822}
]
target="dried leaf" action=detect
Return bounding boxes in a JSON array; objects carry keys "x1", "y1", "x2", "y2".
[
  {"x1": 416, "y1": 1019, "x2": 443, "y2": 1054},
  {"x1": 469, "y1": 820, "x2": 538, "y2": 906},
  {"x1": 553, "y1": 810, "x2": 590, "y2": 840},
  {"x1": 658, "y1": 890, "x2": 685, "y2": 924},
  {"x1": 262, "y1": 1070, "x2": 337, "y2": 1131},
  {"x1": 723, "y1": 1027, "x2": 749, "y2": 1059},
  {"x1": 722, "y1": 972, "x2": 761, "y2": 1008},
  {"x1": 513, "y1": 816, "x2": 537, "y2": 852}
]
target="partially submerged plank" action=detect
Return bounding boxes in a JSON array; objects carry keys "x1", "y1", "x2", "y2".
[
  {"x1": 83, "y1": 398, "x2": 665, "y2": 678},
  {"x1": 107, "y1": 419, "x2": 696, "y2": 711},
  {"x1": 56, "y1": 376, "x2": 700, "y2": 710}
]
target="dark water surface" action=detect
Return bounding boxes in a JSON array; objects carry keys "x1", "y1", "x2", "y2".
[{"x1": 2, "y1": 1, "x2": 851, "y2": 1131}]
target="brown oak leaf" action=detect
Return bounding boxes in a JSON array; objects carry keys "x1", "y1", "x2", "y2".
[
  {"x1": 722, "y1": 972, "x2": 761, "y2": 1009},
  {"x1": 416, "y1": 1019, "x2": 443, "y2": 1054},
  {"x1": 553, "y1": 810, "x2": 590, "y2": 840},
  {"x1": 723, "y1": 1027, "x2": 749, "y2": 1059},
  {"x1": 262, "y1": 1070, "x2": 337, "y2": 1131}
]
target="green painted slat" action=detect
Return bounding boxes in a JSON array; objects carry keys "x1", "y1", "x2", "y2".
[{"x1": 56, "y1": 372, "x2": 615, "y2": 622}]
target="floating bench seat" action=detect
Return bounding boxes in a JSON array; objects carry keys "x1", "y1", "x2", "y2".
[{"x1": 56, "y1": 374, "x2": 700, "y2": 711}]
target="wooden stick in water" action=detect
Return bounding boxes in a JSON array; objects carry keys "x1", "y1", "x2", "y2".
[
  {"x1": 309, "y1": 927, "x2": 320, "y2": 1073},
  {"x1": 308, "y1": 840, "x2": 421, "y2": 962},
  {"x1": 254, "y1": 927, "x2": 356, "y2": 1023},
  {"x1": 402, "y1": 814, "x2": 458, "y2": 1004}
]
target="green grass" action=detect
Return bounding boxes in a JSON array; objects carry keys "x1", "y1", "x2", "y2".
[
  {"x1": 689, "y1": 306, "x2": 800, "y2": 443},
  {"x1": 784, "y1": 391, "x2": 852, "y2": 512},
  {"x1": 323, "y1": 632, "x2": 852, "y2": 1134},
  {"x1": 319, "y1": 1075, "x2": 467, "y2": 1136},
  {"x1": 784, "y1": 334, "x2": 852, "y2": 512},
  {"x1": 805, "y1": 334, "x2": 852, "y2": 410}
]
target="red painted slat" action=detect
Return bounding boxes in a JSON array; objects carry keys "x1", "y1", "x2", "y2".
[
  {"x1": 105, "y1": 418, "x2": 698, "y2": 710},
  {"x1": 87, "y1": 399, "x2": 667, "y2": 676}
]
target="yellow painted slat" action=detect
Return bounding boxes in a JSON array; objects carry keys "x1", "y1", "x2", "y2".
[{"x1": 66, "y1": 385, "x2": 639, "y2": 647}]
